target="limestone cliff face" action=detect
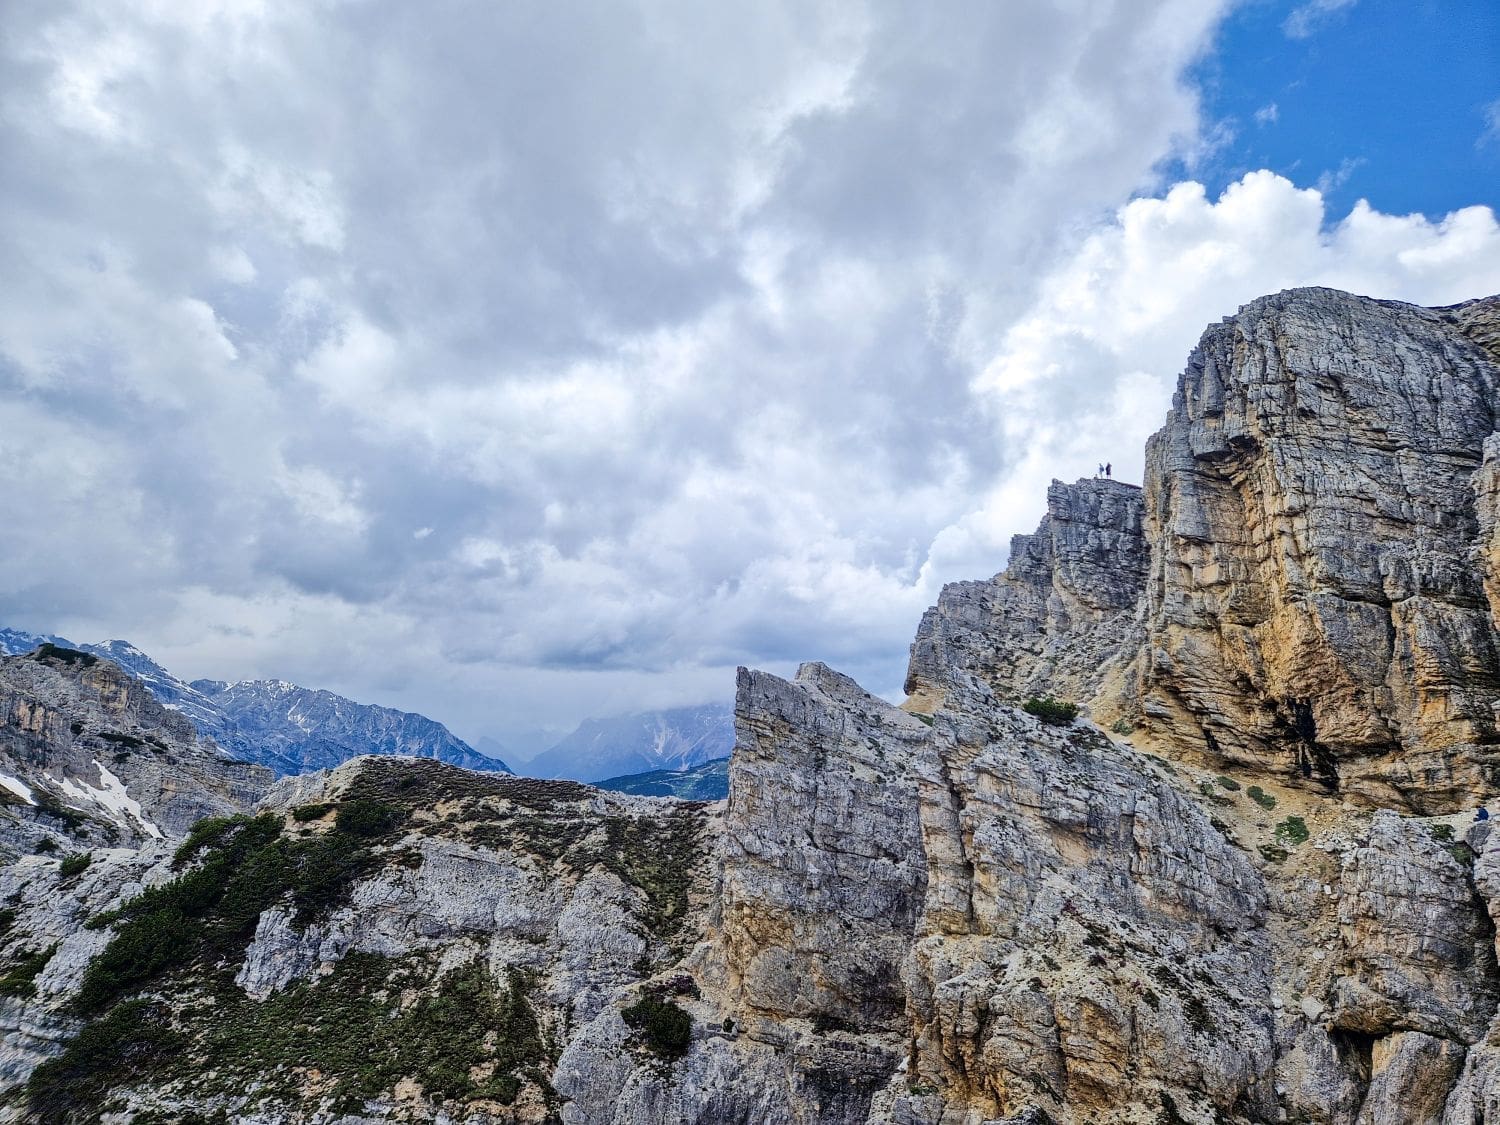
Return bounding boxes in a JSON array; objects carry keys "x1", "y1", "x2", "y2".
[
  {"x1": 0, "y1": 646, "x2": 270, "y2": 852},
  {"x1": 905, "y1": 477, "x2": 1147, "y2": 722},
  {"x1": 1142, "y1": 289, "x2": 1500, "y2": 811}
]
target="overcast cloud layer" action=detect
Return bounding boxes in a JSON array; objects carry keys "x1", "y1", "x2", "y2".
[{"x1": 2, "y1": 1, "x2": 1498, "y2": 748}]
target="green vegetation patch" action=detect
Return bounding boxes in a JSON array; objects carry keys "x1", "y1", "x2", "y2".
[
  {"x1": 77, "y1": 808, "x2": 402, "y2": 1015},
  {"x1": 179, "y1": 954, "x2": 550, "y2": 1112},
  {"x1": 0, "y1": 945, "x2": 56, "y2": 998},
  {"x1": 1214, "y1": 775, "x2": 1241, "y2": 792},
  {"x1": 1257, "y1": 843, "x2": 1289, "y2": 865},
  {"x1": 290, "y1": 802, "x2": 333, "y2": 823},
  {"x1": 27, "y1": 1001, "x2": 183, "y2": 1124},
  {"x1": 32, "y1": 643, "x2": 99, "y2": 668},
  {"x1": 594, "y1": 812, "x2": 704, "y2": 936},
  {"x1": 59, "y1": 852, "x2": 91, "y2": 879},
  {"x1": 1197, "y1": 781, "x2": 1234, "y2": 807},
  {"x1": 1246, "y1": 785, "x2": 1277, "y2": 810},
  {"x1": 622, "y1": 992, "x2": 692, "y2": 1059},
  {"x1": 1023, "y1": 696, "x2": 1079, "y2": 726},
  {"x1": 334, "y1": 798, "x2": 403, "y2": 838},
  {"x1": 1274, "y1": 816, "x2": 1310, "y2": 847}
]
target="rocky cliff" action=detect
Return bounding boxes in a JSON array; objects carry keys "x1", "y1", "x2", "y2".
[
  {"x1": 0, "y1": 645, "x2": 270, "y2": 855},
  {"x1": 3, "y1": 288, "x2": 1500, "y2": 1124}
]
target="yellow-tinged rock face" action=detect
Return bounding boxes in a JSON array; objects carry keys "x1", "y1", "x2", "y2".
[{"x1": 910, "y1": 289, "x2": 1500, "y2": 814}]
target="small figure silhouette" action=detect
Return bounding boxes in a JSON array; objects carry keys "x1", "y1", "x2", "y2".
[
  {"x1": 1096, "y1": 463, "x2": 1104, "y2": 478},
  {"x1": 1105, "y1": 462, "x2": 1112, "y2": 478}
]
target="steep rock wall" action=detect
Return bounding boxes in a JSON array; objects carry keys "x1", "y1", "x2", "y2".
[
  {"x1": 1141, "y1": 289, "x2": 1500, "y2": 811},
  {"x1": 905, "y1": 477, "x2": 1147, "y2": 721}
]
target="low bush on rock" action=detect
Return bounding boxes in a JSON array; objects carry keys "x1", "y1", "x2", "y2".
[
  {"x1": 1023, "y1": 696, "x2": 1079, "y2": 726},
  {"x1": 622, "y1": 993, "x2": 693, "y2": 1059},
  {"x1": 59, "y1": 852, "x2": 91, "y2": 878}
]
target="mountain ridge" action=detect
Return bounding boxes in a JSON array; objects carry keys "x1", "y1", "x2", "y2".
[{"x1": 0, "y1": 632, "x2": 510, "y2": 778}]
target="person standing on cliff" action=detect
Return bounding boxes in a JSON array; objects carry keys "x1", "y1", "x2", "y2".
[{"x1": 1105, "y1": 462, "x2": 1112, "y2": 478}]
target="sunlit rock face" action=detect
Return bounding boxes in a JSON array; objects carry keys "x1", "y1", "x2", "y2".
[{"x1": 1141, "y1": 289, "x2": 1500, "y2": 812}]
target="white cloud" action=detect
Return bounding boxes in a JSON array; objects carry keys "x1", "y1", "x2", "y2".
[
  {"x1": 1482, "y1": 99, "x2": 1500, "y2": 148},
  {"x1": 1254, "y1": 103, "x2": 1279, "y2": 126},
  {"x1": 1284, "y1": 0, "x2": 1358, "y2": 40},
  {"x1": 962, "y1": 172, "x2": 1500, "y2": 557}
]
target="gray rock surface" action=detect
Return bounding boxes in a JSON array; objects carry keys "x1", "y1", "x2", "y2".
[
  {"x1": 0, "y1": 645, "x2": 270, "y2": 853},
  {"x1": 905, "y1": 477, "x2": 1147, "y2": 725}
]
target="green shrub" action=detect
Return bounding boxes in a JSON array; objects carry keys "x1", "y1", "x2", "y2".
[
  {"x1": 334, "y1": 799, "x2": 403, "y2": 838},
  {"x1": 182, "y1": 955, "x2": 547, "y2": 1110},
  {"x1": 1246, "y1": 786, "x2": 1277, "y2": 810},
  {"x1": 33, "y1": 643, "x2": 99, "y2": 668},
  {"x1": 0, "y1": 946, "x2": 56, "y2": 998},
  {"x1": 1110, "y1": 718, "x2": 1134, "y2": 734},
  {"x1": 1215, "y1": 776, "x2": 1241, "y2": 792},
  {"x1": 291, "y1": 802, "x2": 334, "y2": 823},
  {"x1": 1197, "y1": 781, "x2": 1233, "y2": 807},
  {"x1": 33, "y1": 838, "x2": 57, "y2": 855},
  {"x1": 1023, "y1": 696, "x2": 1079, "y2": 726},
  {"x1": 1257, "y1": 843, "x2": 1289, "y2": 865},
  {"x1": 59, "y1": 852, "x2": 91, "y2": 879},
  {"x1": 1274, "y1": 816, "x2": 1309, "y2": 846},
  {"x1": 27, "y1": 1001, "x2": 182, "y2": 1123},
  {"x1": 1429, "y1": 823, "x2": 1456, "y2": 844},
  {"x1": 622, "y1": 993, "x2": 692, "y2": 1059},
  {"x1": 76, "y1": 811, "x2": 382, "y2": 1015}
]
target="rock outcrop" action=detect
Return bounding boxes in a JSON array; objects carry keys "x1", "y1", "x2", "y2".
[
  {"x1": 904, "y1": 476, "x2": 1147, "y2": 723},
  {"x1": 1142, "y1": 290, "x2": 1500, "y2": 811},
  {"x1": 0, "y1": 645, "x2": 270, "y2": 854}
]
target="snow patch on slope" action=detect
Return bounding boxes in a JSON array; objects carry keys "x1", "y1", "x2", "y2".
[
  {"x1": 50, "y1": 762, "x2": 164, "y2": 839},
  {"x1": 0, "y1": 772, "x2": 34, "y2": 804}
]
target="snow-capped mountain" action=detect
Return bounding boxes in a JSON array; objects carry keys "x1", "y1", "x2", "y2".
[
  {"x1": 520, "y1": 703, "x2": 733, "y2": 782},
  {"x1": 0, "y1": 628, "x2": 73, "y2": 656},
  {"x1": 0, "y1": 628, "x2": 510, "y2": 778},
  {"x1": 199, "y1": 678, "x2": 508, "y2": 777}
]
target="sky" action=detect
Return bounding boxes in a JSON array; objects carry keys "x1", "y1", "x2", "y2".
[{"x1": 1, "y1": 0, "x2": 1497, "y2": 754}]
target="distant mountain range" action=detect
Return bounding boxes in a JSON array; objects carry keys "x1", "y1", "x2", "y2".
[
  {"x1": 593, "y1": 757, "x2": 729, "y2": 800},
  {"x1": 0, "y1": 628, "x2": 736, "y2": 786},
  {"x1": 520, "y1": 703, "x2": 734, "y2": 782},
  {"x1": 0, "y1": 629, "x2": 509, "y2": 777}
]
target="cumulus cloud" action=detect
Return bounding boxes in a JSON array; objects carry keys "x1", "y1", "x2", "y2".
[
  {"x1": 966, "y1": 172, "x2": 1500, "y2": 551},
  {"x1": 0, "y1": 1, "x2": 1495, "y2": 747},
  {"x1": 1283, "y1": 0, "x2": 1358, "y2": 40}
]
